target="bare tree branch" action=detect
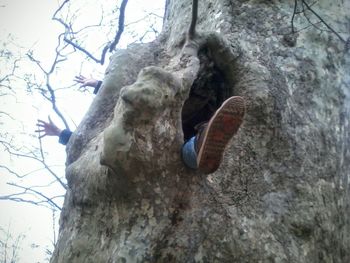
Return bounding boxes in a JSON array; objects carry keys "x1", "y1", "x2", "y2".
[
  {"x1": 0, "y1": 165, "x2": 63, "y2": 180},
  {"x1": 301, "y1": 0, "x2": 345, "y2": 42},
  {"x1": 0, "y1": 165, "x2": 25, "y2": 179},
  {"x1": 46, "y1": 82, "x2": 70, "y2": 130},
  {"x1": 0, "y1": 111, "x2": 15, "y2": 120},
  {"x1": 63, "y1": 37, "x2": 109, "y2": 64},
  {"x1": 26, "y1": 50, "x2": 70, "y2": 130},
  {"x1": 291, "y1": 0, "x2": 347, "y2": 43},
  {"x1": 52, "y1": 0, "x2": 129, "y2": 65},
  {"x1": 0, "y1": 225, "x2": 25, "y2": 263},
  {"x1": 0, "y1": 194, "x2": 62, "y2": 211},
  {"x1": 52, "y1": 0, "x2": 70, "y2": 21},
  {"x1": 2, "y1": 183, "x2": 63, "y2": 210},
  {"x1": 0, "y1": 50, "x2": 21, "y2": 96},
  {"x1": 109, "y1": 0, "x2": 129, "y2": 51},
  {"x1": 0, "y1": 58, "x2": 20, "y2": 84},
  {"x1": 291, "y1": 0, "x2": 298, "y2": 33},
  {"x1": 0, "y1": 139, "x2": 67, "y2": 190}
]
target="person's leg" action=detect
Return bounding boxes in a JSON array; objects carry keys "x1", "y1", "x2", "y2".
[
  {"x1": 182, "y1": 137, "x2": 198, "y2": 169},
  {"x1": 181, "y1": 96, "x2": 245, "y2": 174}
]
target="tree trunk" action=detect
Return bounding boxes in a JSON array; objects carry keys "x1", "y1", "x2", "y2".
[{"x1": 51, "y1": 0, "x2": 350, "y2": 262}]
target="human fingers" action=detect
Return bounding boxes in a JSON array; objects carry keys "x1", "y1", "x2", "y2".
[
  {"x1": 37, "y1": 119, "x2": 47, "y2": 124},
  {"x1": 38, "y1": 133, "x2": 47, "y2": 139},
  {"x1": 48, "y1": 116, "x2": 53, "y2": 125},
  {"x1": 36, "y1": 124, "x2": 46, "y2": 128},
  {"x1": 37, "y1": 121, "x2": 48, "y2": 127},
  {"x1": 75, "y1": 75, "x2": 86, "y2": 82},
  {"x1": 35, "y1": 129, "x2": 45, "y2": 133},
  {"x1": 74, "y1": 78, "x2": 82, "y2": 84}
]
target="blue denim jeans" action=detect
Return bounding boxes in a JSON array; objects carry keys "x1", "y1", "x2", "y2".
[{"x1": 181, "y1": 136, "x2": 198, "y2": 169}]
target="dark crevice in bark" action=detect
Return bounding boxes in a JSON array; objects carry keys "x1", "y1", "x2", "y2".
[{"x1": 181, "y1": 45, "x2": 236, "y2": 141}]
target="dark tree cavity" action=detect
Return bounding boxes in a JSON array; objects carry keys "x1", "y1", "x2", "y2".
[{"x1": 182, "y1": 46, "x2": 233, "y2": 141}]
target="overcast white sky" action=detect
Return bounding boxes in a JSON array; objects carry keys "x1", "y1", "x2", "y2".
[{"x1": 0, "y1": 0, "x2": 164, "y2": 262}]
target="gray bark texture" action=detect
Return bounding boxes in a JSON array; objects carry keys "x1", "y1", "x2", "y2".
[{"x1": 51, "y1": 0, "x2": 350, "y2": 262}]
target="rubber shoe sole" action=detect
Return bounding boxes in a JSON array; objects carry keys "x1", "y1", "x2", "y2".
[{"x1": 197, "y1": 96, "x2": 245, "y2": 174}]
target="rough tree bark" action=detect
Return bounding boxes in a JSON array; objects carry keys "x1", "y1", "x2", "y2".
[{"x1": 51, "y1": 0, "x2": 350, "y2": 262}]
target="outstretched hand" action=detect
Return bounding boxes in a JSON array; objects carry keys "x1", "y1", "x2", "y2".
[
  {"x1": 35, "y1": 117, "x2": 62, "y2": 139},
  {"x1": 74, "y1": 75, "x2": 99, "y2": 88}
]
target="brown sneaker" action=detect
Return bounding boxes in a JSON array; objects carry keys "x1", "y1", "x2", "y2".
[{"x1": 195, "y1": 96, "x2": 245, "y2": 174}]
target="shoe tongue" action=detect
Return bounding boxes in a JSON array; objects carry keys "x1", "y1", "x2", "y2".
[
  {"x1": 194, "y1": 122, "x2": 208, "y2": 153},
  {"x1": 194, "y1": 121, "x2": 208, "y2": 132}
]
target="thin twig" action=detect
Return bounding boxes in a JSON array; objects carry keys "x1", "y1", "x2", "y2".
[
  {"x1": 0, "y1": 111, "x2": 15, "y2": 120},
  {"x1": 291, "y1": 0, "x2": 298, "y2": 33},
  {"x1": 53, "y1": 0, "x2": 129, "y2": 64},
  {"x1": 292, "y1": 21, "x2": 322, "y2": 34},
  {"x1": 52, "y1": 0, "x2": 70, "y2": 20},
  {"x1": 125, "y1": 14, "x2": 154, "y2": 27},
  {"x1": 0, "y1": 195, "x2": 61, "y2": 210},
  {"x1": 0, "y1": 165, "x2": 25, "y2": 178},
  {"x1": 63, "y1": 37, "x2": 104, "y2": 63},
  {"x1": 26, "y1": 51, "x2": 70, "y2": 130},
  {"x1": 302, "y1": 7, "x2": 328, "y2": 34},
  {"x1": 0, "y1": 139, "x2": 67, "y2": 190},
  {"x1": 6, "y1": 183, "x2": 62, "y2": 210},
  {"x1": 301, "y1": 0, "x2": 346, "y2": 42},
  {"x1": 46, "y1": 83, "x2": 70, "y2": 129},
  {"x1": 0, "y1": 58, "x2": 21, "y2": 84}
]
